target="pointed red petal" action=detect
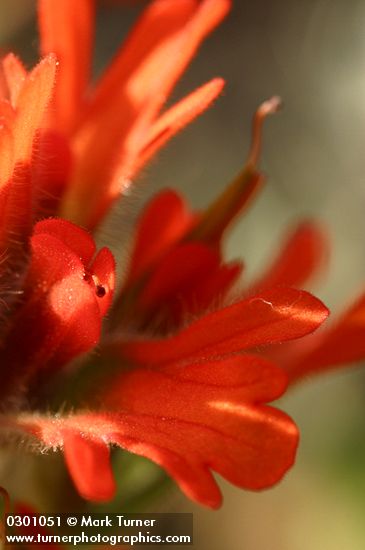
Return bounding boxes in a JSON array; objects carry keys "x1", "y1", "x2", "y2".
[
  {"x1": 137, "y1": 242, "x2": 221, "y2": 314},
  {"x1": 248, "y1": 222, "x2": 328, "y2": 294},
  {"x1": 62, "y1": 0, "x2": 229, "y2": 227},
  {"x1": 83, "y1": 0, "x2": 216, "y2": 121},
  {"x1": 119, "y1": 287, "x2": 329, "y2": 365},
  {"x1": 0, "y1": 56, "x2": 56, "y2": 248},
  {"x1": 121, "y1": 0, "x2": 229, "y2": 118},
  {"x1": 63, "y1": 432, "x2": 116, "y2": 502},
  {"x1": 13, "y1": 55, "x2": 56, "y2": 160},
  {"x1": 127, "y1": 189, "x2": 195, "y2": 281},
  {"x1": 127, "y1": 77, "x2": 225, "y2": 176},
  {"x1": 62, "y1": 0, "x2": 199, "y2": 224},
  {"x1": 38, "y1": 0, "x2": 94, "y2": 134},
  {"x1": 0, "y1": 53, "x2": 26, "y2": 106},
  {"x1": 282, "y1": 292, "x2": 365, "y2": 383}
]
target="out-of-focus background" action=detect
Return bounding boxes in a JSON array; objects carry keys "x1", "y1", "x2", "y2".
[{"x1": 3, "y1": 1, "x2": 365, "y2": 548}]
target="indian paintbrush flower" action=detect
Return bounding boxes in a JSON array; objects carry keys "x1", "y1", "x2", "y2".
[{"x1": 0, "y1": 0, "x2": 329, "y2": 509}]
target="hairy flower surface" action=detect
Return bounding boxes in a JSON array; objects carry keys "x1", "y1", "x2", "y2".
[
  {"x1": 0, "y1": 0, "x2": 329, "y2": 510},
  {"x1": 38, "y1": 0, "x2": 229, "y2": 228}
]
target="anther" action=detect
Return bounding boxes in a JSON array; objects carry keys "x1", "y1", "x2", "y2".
[{"x1": 96, "y1": 285, "x2": 106, "y2": 298}]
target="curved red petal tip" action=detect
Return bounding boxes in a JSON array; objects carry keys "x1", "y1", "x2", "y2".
[
  {"x1": 138, "y1": 77, "x2": 225, "y2": 171},
  {"x1": 34, "y1": 219, "x2": 116, "y2": 316},
  {"x1": 0, "y1": 53, "x2": 26, "y2": 106},
  {"x1": 1, "y1": 220, "x2": 116, "y2": 375},
  {"x1": 38, "y1": 0, "x2": 94, "y2": 134},
  {"x1": 121, "y1": 287, "x2": 330, "y2": 367},
  {"x1": 248, "y1": 220, "x2": 329, "y2": 293},
  {"x1": 281, "y1": 290, "x2": 365, "y2": 383},
  {"x1": 34, "y1": 218, "x2": 96, "y2": 265},
  {"x1": 61, "y1": 0, "x2": 230, "y2": 229},
  {"x1": 128, "y1": 188, "x2": 195, "y2": 281},
  {"x1": 14, "y1": 398, "x2": 297, "y2": 509},
  {"x1": 102, "y1": 353, "x2": 298, "y2": 507},
  {"x1": 63, "y1": 432, "x2": 116, "y2": 502}
]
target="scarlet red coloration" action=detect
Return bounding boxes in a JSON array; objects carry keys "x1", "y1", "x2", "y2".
[
  {"x1": 0, "y1": 55, "x2": 56, "y2": 255},
  {"x1": 37, "y1": 0, "x2": 229, "y2": 228},
  {"x1": 3, "y1": 278, "x2": 328, "y2": 507},
  {"x1": 246, "y1": 222, "x2": 329, "y2": 295},
  {"x1": 0, "y1": 0, "x2": 331, "y2": 511},
  {"x1": 272, "y1": 292, "x2": 365, "y2": 384},
  {"x1": 0, "y1": 219, "x2": 115, "y2": 397},
  {"x1": 246, "y1": 220, "x2": 365, "y2": 385},
  {"x1": 12, "y1": 353, "x2": 298, "y2": 508}
]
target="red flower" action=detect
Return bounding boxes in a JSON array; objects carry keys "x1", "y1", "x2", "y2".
[
  {"x1": 13, "y1": 350, "x2": 296, "y2": 509},
  {"x1": 36, "y1": 0, "x2": 229, "y2": 228},
  {"x1": 0, "y1": 0, "x2": 330, "y2": 510},
  {"x1": 0, "y1": 219, "x2": 115, "y2": 398},
  {"x1": 112, "y1": 97, "x2": 328, "y2": 332}
]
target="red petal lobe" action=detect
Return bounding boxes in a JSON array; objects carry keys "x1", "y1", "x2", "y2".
[
  {"x1": 63, "y1": 432, "x2": 116, "y2": 502},
  {"x1": 120, "y1": 287, "x2": 329, "y2": 365}
]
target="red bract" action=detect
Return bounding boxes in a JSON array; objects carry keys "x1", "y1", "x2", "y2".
[
  {"x1": 270, "y1": 291, "x2": 365, "y2": 384},
  {"x1": 0, "y1": 0, "x2": 330, "y2": 511},
  {"x1": 113, "y1": 98, "x2": 328, "y2": 332},
  {"x1": 1, "y1": 281, "x2": 328, "y2": 507},
  {"x1": 247, "y1": 214, "x2": 365, "y2": 385},
  {"x1": 117, "y1": 189, "x2": 241, "y2": 329},
  {"x1": 246, "y1": 221, "x2": 329, "y2": 296},
  {"x1": 37, "y1": 0, "x2": 229, "y2": 228},
  {"x1": 0, "y1": 55, "x2": 56, "y2": 261},
  {"x1": 12, "y1": 353, "x2": 297, "y2": 509},
  {"x1": 0, "y1": 218, "x2": 115, "y2": 398}
]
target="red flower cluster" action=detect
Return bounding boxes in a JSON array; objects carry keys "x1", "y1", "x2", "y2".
[{"x1": 0, "y1": 0, "x2": 330, "y2": 509}]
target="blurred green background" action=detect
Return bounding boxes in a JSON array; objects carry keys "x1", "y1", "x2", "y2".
[{"x1": 3, "y1": 1, "x2": 365, "y2": 548}]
